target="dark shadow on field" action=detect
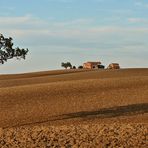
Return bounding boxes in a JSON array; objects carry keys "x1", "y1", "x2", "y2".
[
  {"x1": 56, "y1": 103, "x2": 148, "y2": 120},
  {"x1": 3, "y1": 103, "x2": 148, "y2": 129}
]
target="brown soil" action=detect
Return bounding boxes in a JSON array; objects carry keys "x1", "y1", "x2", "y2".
[{"x1": 0, "y1": 68, "x2": 148, "y2": 147}]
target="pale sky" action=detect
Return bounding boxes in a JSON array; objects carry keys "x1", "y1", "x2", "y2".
[{"x1": 0, "y1": 0, "x2": 148, "y2": 74}]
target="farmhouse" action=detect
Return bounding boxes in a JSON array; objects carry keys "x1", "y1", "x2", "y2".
[
  {"x1": 83, "y1": 61, "x2": 101, "y2": 69},
  {"x1": 107, "y1": 63, "x2": 120, "y2": 69}
]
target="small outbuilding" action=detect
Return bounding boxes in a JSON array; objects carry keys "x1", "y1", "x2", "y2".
[
  {"x1": 107, "y1": 63, "x2": 120, "y2": 69},
  {"x1": 83, "y1": 61, "x2": 101, "y2": 69}
]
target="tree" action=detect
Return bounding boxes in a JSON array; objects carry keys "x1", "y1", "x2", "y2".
[
  {"x1": 98, "y1": 65, "x2": 105, "y2": 69},
  {"x1": 72, "y1": 66, "x2": 76, "y2": 69},
  {"x1": 61, "y1": 62, "x2": 72, "y2": 69},
  {"x1": 78, "y1": 65, "x2": 83, "y2": 69},
  {"x1": 0, "y1": 34, "x2": 28, "y2": 64}
]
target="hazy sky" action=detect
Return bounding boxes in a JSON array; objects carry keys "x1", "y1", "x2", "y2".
[{"x1": 0, "y1": 0, "x2": 148, "y2": 74}]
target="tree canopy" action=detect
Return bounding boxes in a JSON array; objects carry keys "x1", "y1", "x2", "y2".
[
  {"x1": 61, "y1": 62, "x2": 72, "y2": 69},
  {"x1": 0, "y1": 34, "x2": 28, "y2": 64}
]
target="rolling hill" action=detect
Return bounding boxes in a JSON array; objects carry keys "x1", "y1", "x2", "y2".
[{"x1": 0, "y1": 68, "x2": 148, "y2": 147}]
